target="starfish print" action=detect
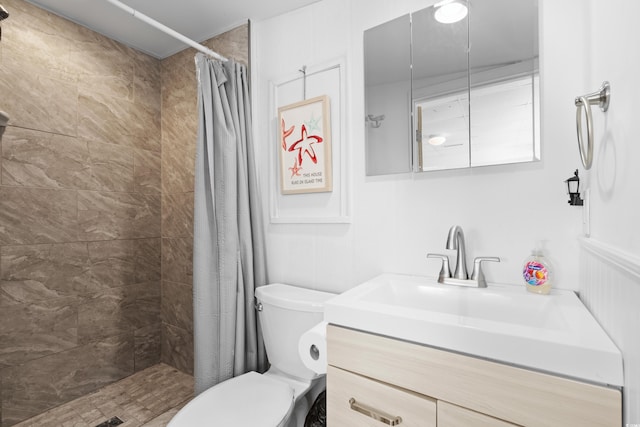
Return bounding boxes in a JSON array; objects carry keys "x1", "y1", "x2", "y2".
[
  {"x1": 305, "y1": 112, "x2": 322, "y2": 133},
  {"x1": 280, "y1": 118, "x2": 294, "y2": 150},
  {"x1": 288, "y1": 159, "x2": 302, "y2": 178},
  {"x1": 288, "y1": 124, "x2": 323, "y2": 166}
]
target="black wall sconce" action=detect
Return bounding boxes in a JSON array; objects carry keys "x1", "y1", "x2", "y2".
[{"x1": 565, "y1": 169, "x2": 584, "y2": 206}]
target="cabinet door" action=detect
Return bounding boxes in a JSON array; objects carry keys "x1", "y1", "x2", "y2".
[
  {"x1": 439, "y1": 401, "x2": 519, "y2": 427},
  {"x1": 328, "y1": 325, "x2": 621, "y2": 427},
  {"x1": 327, "y1": 366, "x2": 436, "y2": 426}
]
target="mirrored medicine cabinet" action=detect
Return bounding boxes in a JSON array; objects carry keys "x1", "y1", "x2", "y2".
[{"x1": 364, "y1": 0, "x2": 540, "y2": 176}]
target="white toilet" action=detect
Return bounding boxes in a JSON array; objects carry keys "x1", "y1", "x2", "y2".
[{"x1": 168, "y1": 283, "x2": 335, "y2": 427}]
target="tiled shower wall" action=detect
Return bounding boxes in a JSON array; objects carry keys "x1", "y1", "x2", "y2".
[
  {"x1": 159, "y1": 25, "x2": 249, "y2": 375},
  {"x1": 0, "y1": 0, "x2": 162, "y2": 425},
  {"x1": 0, "y1": 0, "x2": 248, "y2": 424}
]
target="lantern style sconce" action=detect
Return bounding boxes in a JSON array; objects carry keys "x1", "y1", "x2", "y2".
[{"x1": 565, "y1": 169, "x2": 584, "y2": 206}]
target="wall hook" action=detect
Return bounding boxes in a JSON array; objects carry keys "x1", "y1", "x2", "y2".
[
  {"x1": 574, "y1": 81, "x2": 610, "y2": 169},
  {"x1": 366, "y1": 114, "x2": 385, "y2": 128},
  {"x1": 299, "y1": 65, "x2": 307, "y2": 99}
]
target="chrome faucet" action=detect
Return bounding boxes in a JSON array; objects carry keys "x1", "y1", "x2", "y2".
[
  {"x1": 446, "y1": 225, "x2": 468, "y2": 279},
  {"x1": 427, "y1": 225, "x2": 500, "y2": 288}
]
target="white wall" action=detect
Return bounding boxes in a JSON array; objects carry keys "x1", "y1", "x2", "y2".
[
  {"x1": 585, "y1": 0, "x2": 640, "y2": 255},
  {"x1": 252, "y1": 0, "x2": 640, "y2": 421},
  {"x1": 252, "y1": 0, "x2": 586, "y2": 294},
  {"x1": 578, "y1": 0, "x2": 640, "y2": 423}
]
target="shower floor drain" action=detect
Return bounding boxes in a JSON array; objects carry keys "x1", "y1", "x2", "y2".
[{"x1": 95, "y1": 416, "x2": 124, "y2": 427}]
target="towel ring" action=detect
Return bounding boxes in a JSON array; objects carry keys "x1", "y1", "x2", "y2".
[{"x1": 575, "y1": 81, "x2": 610, "y2": 170}]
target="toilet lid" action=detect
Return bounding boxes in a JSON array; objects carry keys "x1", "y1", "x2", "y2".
[{"x1": 168, "y1": 371, "x2": 294, "y2": 426}]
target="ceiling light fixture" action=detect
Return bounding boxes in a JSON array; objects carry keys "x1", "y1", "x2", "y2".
[
  {"x1": 428, "y1": 135, "x2": 447, "y2": 146},
  {"x1": 434, "y1": 0, "x2": 468, "y2": 24}
]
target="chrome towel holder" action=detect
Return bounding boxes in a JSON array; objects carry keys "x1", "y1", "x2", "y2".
[{"x1": 575, "y1": 81, "x2": 610, "y2": 169}]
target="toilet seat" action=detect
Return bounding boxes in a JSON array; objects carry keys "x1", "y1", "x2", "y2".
[{"x1": 168, "y1": 371, "x2": 295, "y2": 426}]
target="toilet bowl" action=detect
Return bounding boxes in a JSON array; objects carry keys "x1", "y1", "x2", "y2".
[{"x1": 168, "y1": 284, "x2": 335, "y2": 427}]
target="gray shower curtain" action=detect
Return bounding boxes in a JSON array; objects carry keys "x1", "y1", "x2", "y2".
[{"x1": 193, "y1": 53, "x2": 268, "y2": 395}]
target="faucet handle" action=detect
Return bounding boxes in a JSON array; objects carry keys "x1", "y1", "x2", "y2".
[
  {"x1": 427, "y1": 253, "x2": 452, "y2": 283},
  {"x1": 471, "y1": 257, "x2": 500, "y2": 288}
]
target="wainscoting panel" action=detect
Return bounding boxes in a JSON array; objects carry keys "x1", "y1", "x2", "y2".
[{"x1": 579, "y1": 238, "x2": 640, "y2": 424}]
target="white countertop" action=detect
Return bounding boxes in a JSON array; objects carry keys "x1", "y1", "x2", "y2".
[{"x1": 324, "y1": 273, "x2": 623, "y2": 387}]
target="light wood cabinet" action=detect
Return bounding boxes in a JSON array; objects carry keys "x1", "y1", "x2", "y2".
[
  {"x1": 327, "y1": 325, "x2": 621, "y2": 427},
  {"x1": 438, "y1": 401, "x2": 517, "y2": 427},
  {"x1": 328, "y1": 365, "x2": 436, "y2": 426}
]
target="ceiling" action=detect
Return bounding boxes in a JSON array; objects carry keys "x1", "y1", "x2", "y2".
[{"x1": 24, "y1": 0, "x2": 321, "y2": 59}]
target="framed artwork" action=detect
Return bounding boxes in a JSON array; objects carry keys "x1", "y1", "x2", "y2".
[{"x1": 278, "y1": 95, "x2": 332, "y2": 194}]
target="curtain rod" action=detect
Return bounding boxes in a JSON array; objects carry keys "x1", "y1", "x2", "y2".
[{"x1": 104, "y1": 0, "x2": 228, "y2": 62}]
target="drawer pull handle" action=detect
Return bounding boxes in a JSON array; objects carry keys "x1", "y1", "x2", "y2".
[{"x1": 349, "y1": 397, "x2": 403, "y2": 425}]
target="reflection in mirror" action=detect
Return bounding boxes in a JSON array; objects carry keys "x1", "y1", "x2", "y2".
[
  {"x1": 364, "y1": 14, "x2": 412, "y2": 176},
  {"x1": 414, "y1": 0, "x2": 539, "y2": 172},
  {"x1": 469, "y1": 0, "x2": 539, "y2": 167},
  {"x1": 363, "y1": 0, "x2": 539, "y2": 175},
  {"x1": 470, "y1": 75, "x2": 539, "y2": 166},
  {"x1": 412, "y1": 3, "x2": 469, "y2": 171}
]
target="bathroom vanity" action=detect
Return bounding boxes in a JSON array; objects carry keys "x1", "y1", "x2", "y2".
[
  {"x1": 324, "y1": 274, "x2": 623, "y2": 426},
  {"x1": 327, "y1": 326, "x2": 619, "y2": 426}
]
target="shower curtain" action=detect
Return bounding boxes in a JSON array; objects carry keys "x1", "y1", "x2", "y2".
[{"x1": 193, "y1": 53, "x2": 268, "y2": 394}]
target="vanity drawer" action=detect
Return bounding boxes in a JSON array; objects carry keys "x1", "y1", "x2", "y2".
[
  {"x1": 438, "y1": 401, "x2": 518, "y2": 427},
  {"x1": 327, "y1": 365, "x2": 436, "y2": 427}
]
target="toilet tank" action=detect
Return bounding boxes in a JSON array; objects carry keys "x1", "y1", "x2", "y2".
[{"x1": 255, "y1": 284, "x2": 335, "y2": 381}]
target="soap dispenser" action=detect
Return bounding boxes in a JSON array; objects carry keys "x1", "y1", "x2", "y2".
[{"x1": 522, "y1": 242, "x2": 553, "y2": 295}]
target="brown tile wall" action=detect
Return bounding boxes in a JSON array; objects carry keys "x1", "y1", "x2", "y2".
[
  {"x1": 0, "y1": 0, "x2": 249, "y2": 423},
  {"x1": 0, "y1": 0, "x2": 161, "y2": 425},
  {"x1": 159, "y1": 25, "x2": 249, "y2": 376}
]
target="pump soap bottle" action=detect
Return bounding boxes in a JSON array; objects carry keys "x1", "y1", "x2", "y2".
[{"x1": 522, "y1": 242, "x2": 553, "y2": 295}]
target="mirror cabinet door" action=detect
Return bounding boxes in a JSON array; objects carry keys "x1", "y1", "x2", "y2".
[
  {"x1": 411, "y1": 4, "x2": 470, "y2": 172},
  {"x1": 469, "y1": 0, "x2": 540, "y2": 167},
  {"x1": 363, "y1": 0, "x2": 539, "y2": 176},
  {"x1": 364, "y1": 14, "x2": 412, "y2": 176}
]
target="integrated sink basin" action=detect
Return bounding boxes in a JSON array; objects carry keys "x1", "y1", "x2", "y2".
[{"x1": 324, "y1": 273, "x2": 623, "y2": 387}]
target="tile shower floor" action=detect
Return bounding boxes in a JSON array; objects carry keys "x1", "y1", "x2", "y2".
[{"x1": 12, "y1": 364, "x2": 193, "y2": 427}]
